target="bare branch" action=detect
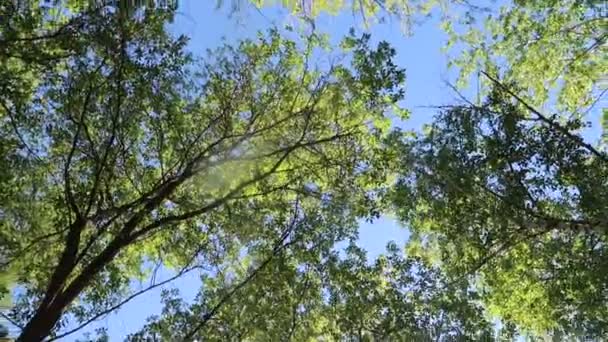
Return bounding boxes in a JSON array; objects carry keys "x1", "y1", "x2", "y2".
[{"x1": 0, "y1": 311, "x2": 23, "y2": 331}]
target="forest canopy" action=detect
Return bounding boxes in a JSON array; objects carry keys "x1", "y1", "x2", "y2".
[{"x1": 0, "y1": 0, "x2": 606, "y2": 341}]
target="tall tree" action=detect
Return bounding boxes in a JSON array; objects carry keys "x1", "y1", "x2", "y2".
[
  {"x1": 0, "y1": 1, "x2": 409, "y2": 338},
  {"x1": 390, "y1": 1, "x2": 607, "y2": 332},
  {"x1": 392, "y1": 82, "x2": 608, "y2": 337}
]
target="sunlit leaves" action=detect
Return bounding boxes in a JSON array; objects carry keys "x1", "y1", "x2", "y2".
[
  {"x1": 447, "y1": 0, "x2": 607, "y2": 113},
  {"x1": 130, "y1": 239, "x2": 493, "y2": 341},
  {"x1": 392, "y1": 88, "x2": 608, "y2": 337}
]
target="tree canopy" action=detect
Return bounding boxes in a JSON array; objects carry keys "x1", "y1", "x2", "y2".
[
  {"x1": 392, "y1": 84, "x2": 608, "y2": 338},
  {"x1": 0, "y1": 0, "x2": 606, "y2": 341},
  {"x1": 129, "y1": 243, "x2": 493, "y2": 341}
]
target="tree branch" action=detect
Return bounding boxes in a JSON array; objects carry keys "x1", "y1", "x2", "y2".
[
  {"x1": 0, "y1": 311, "x2": 23, "y2": 330},
  {"x1": 48, "y1": 239, "x2": 207, "y2": 342},
  {"x1": 481, "y1": 70, "x2": 608, "y2": 163},
  {"x1": 183, "y1": 204, "x2": 302, "y2": 340}
]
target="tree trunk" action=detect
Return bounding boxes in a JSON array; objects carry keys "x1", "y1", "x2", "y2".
[
  {"x1": 17, "y1": 308, "x2": 64, "y2": 342},
  {"x1": 17, "y1": 234, "x2": 130, "y2": 341}
]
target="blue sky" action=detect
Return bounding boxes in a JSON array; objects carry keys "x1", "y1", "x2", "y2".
[{"x1": 61, "y1": 1, "x2": 499, "y2": 340}]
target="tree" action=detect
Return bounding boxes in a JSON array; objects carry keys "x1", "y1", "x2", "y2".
[
  {"x1": 128, "y1": 239, "x2": 493, "y2": 341},
  {"x1": 0, "y1": 1, "x2": 410, "y2": 338},
  {"x1": 4, "y1": 1, "x2": 605, "y2": 340},
  {"x1": 392, "y1": 80, "x2": 608, "y2": 337}
]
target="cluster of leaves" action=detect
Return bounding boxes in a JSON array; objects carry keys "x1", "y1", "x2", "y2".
[
  {"x1": 230, "y1": 0, "x2": 452, "y2": 33},
  {"x1": 252, "y1": 0, "x2": 608, "y2": 337},
  {"x1": 239, "y1": 0, "x2": 607, "y2": 136}
]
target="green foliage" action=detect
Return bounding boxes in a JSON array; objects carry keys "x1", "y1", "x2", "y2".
[
  {"x1": 238, "y1": 0, "x2": 607, "y2": 135},
  {"x1": 392, "y1": 87, "x2": 608, "y2": 337},
  {"x1": 0, "y1": 272, "x2": 13, "y2": 309},
  {"x1": 2, "y1": 1, "x2": 606, "y2": 340},
  {"x1": 447, "y1": 0, "x2": 607, "y2": 113},
  {"x1": 128, "y1": 241, "x2": 493, "y2": 341},
  {"x1": 603, "y1": 108, "x2": 608, "y2": 143},
  {"x1": 241, "y1": 0, "x2": 606, "y2": 116}
]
